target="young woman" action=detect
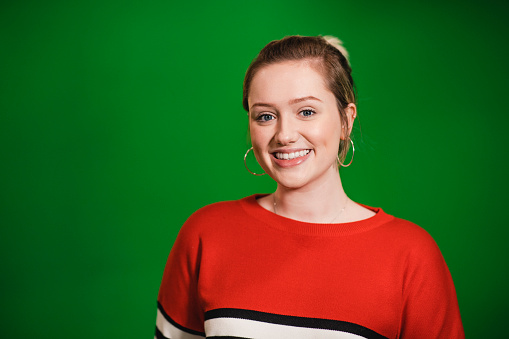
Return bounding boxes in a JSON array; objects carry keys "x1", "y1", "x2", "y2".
[{"x1": 155, "y1": 36, "x2": 464, "y2": 339}]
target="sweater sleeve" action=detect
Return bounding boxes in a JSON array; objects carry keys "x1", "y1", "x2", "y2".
[
  {"x1": 155, "y1": 214, "x2": 206, "y2": 339},
  {"x1": 399, "y1": 229, "x2": 464, "y2": 339}
]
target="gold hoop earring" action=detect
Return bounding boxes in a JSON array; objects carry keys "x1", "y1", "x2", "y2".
[
  {"x1": 338, "y1": 139, "x2": 355, "y2": 167},
  {"x1": 244, "y1": 147, "x2": 266, "y2": 176}
]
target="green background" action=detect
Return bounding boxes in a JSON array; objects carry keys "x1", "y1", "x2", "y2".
[{"x1": 1, "y1": 0, "x2": 508, "y2": 337}]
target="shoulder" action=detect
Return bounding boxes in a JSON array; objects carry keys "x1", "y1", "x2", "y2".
[
  {"x1": 387, "y1": 217, "x2": 451, "y2": 281},
  {"x1": 186, "y1": 197, "x2": 250, "y2": 225},
  {"x1": 380, "y1": 217, "x2": 465, "y2": 336},
  {"x1": 376, "y1": 213, "x2": 444, "y2": 262},
  {"x1": 167, "y1": 198, "x2": 245, "y2": 256},
  {"x1": 380, "y1": 213, "x2": 436, "y2": 244},
  {"x1": 177, "y1": 196, "x2": 253, "y2": 238},
  {"x1": 188, "y1": 199, "x2": 240, "y2": 222}
]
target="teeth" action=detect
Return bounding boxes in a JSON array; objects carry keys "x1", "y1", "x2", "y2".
[{"x1": 275, "y1": 150, "x2": 310, "y2": 160}]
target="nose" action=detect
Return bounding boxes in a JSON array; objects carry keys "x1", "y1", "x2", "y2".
[{"x1": 274, "y1": 115, "x2": 299, "y2": 145}]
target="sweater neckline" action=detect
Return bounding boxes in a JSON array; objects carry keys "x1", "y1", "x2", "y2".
[{"x1": 239, "y1": 194, "x2": 394, "y2": 236}]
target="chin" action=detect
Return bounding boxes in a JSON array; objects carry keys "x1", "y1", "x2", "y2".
[{"x1": 270, "y1": 172, "x2": 311, "y2": 190}]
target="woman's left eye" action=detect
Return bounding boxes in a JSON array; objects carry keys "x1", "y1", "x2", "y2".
[{"x1": 300, "y1": 109, "x2": 316, "y2": 117}]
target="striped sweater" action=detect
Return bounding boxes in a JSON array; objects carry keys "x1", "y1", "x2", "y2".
[{"x1": 155, "y1": 194, "x2": 464, "y2": 338}]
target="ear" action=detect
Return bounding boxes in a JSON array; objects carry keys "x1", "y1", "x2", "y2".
[{"x1": 341, "y1": 103, "x2": 357, "y2": 140}]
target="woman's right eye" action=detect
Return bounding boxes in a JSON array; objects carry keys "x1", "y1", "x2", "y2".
[{"x1": 256, "y1": 114, "x2": 275, "y2": 122}]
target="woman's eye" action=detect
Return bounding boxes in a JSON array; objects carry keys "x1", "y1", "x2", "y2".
[
  {"x1": 257, "y1": 114, "x2": 275, "y2": 122},
  {"x1": 300, "y1": 109, "x2": 315, "y2": 117}
]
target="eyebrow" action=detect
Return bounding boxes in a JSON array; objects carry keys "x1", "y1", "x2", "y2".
[
  {"x1": 250, "y1": 96, "x2": 322, "y2": 110},
  {"x1": 288, "y1": 96, "x2": 322, "y2": 105}
]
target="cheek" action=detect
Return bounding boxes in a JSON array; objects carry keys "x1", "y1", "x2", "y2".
[
  {"x1": 308, "y1": 123, "x2": 341, "y2": 149},
  {"x1": 249, "y1": 125, "x2": 270, "y2": 149}
]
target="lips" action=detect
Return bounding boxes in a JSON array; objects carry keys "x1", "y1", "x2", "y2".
[{"x1": 271, "y1": 149, "x2": 312, "y2": 168}]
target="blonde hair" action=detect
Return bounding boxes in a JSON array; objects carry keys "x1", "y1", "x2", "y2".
[{"x1": 323, "y1": 35, "x2": 350, "y2": 64}]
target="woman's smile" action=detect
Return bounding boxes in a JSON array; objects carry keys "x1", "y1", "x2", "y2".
[
  {"x1": 271, "y1": 149, "x2": 312, "y2": 168},
  {"x1": 248, "y1": 60, "x2": 344, "y2": 189}
]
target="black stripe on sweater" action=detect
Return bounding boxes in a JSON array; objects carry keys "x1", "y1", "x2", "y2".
[
  {"x1": 155, "y1": 326, "x2": 169, "y2": 339},
  {"x1": 205, "y1": 308, "x2": 388, "y2": 339},
  {"x1": 158, "y1": 301, "x2": 206, "y2": 337}
]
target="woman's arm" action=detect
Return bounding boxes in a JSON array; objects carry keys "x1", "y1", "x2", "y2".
[
  {"x1": 399, "y1": 232, "x2": 464, "y2": 338},
  {"x1": 155, "y1": 214, "x2": 206, "y2": 339}
]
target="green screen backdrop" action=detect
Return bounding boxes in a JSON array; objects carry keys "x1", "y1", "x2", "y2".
[{"x1": 1, "y1": 0, "x2": 508, "y2": 337}]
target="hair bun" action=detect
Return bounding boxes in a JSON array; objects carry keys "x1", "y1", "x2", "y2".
[{"x1": 323, "y1": 35, "x2": 350, "y2": 64}]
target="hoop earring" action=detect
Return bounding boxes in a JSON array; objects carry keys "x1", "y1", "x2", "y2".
[
  {"x1": 338, "y1": 139, "x2": 355, "y2": 167},
  {"x1": 244, "y1": 147, "x2": 266, "y2": 176}
]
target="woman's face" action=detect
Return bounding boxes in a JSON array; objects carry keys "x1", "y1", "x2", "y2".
[{"x1": 248, "y1": 60, "x2": 354, "y2": 190}]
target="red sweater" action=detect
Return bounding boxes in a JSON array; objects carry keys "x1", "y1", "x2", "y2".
[{"x1": 156, "y1": 195, "x2": 464, "y2": 339}]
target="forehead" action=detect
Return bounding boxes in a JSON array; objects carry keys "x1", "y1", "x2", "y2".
[{"x1": 249, "y1": 60, "x2": 331, "y2": 105}]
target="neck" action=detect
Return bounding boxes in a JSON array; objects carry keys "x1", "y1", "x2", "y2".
[{"x1": 273, "y1": 168, "x2": 350, "y2": 223}]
